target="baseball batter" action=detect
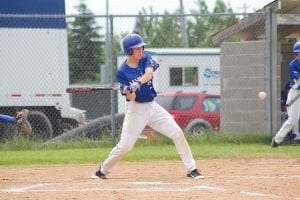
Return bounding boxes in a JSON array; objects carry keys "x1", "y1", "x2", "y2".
[
  {"x1": 92, "y1": 33, "x2": 204, "y2": 179},
  {"x1": 272, "y1": 41, "x2": 300, "y2": 147}
]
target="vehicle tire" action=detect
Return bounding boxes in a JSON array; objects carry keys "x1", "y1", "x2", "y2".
[
  {"x1": 190, "y1": 124, "x2": 209, "y2": 135},
  {"x1": 185, "y1": 119, "x2": 212, "y2": 135},
  {"x1": 27, "y1": 110, "x2": 53, "y2": 141},
  {"x1": 0, "y1": 123, "x2": 16, "y2": 141}
]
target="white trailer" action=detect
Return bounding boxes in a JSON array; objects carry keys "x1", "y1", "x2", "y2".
[
  {"x1": 117, "y1": 48, "x2": 220, "y2": 113},
  {"x1": 0, "y1": 0, "x2": 86, "y2": 140}
]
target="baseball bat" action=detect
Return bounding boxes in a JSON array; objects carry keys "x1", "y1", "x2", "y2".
[
  {"x1": 66, "y1": 86, "x2": 119, "y2": 93},
  {"x1": 286, "y1": 93, "x2": 300, "y2": 107}
]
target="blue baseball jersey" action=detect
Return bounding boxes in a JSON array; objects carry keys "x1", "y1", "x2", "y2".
[
  {"x1": 117, "y1": 53, "x2": 159, "y2": 103},
  {"x1": 289, "y1": 58, "x2": 300, "y2": 89}
]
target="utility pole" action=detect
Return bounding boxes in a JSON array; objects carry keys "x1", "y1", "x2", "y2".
[
  {"x1": 101, "y1": 0, "x2": 110, "y2": 84},
  {"x1": 179, "y1": 0, "x2": 188, "y2": 48},
  {"x1": 238, "y1": 1, "x2": 250, "y2": 13}
]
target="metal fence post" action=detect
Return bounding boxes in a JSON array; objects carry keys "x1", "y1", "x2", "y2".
[
  {"x1": 109, "y1": 15, "x2": 116, "y2": 142},
  {"x1": 265, "y1": 7, "x2": 272, "y2": 135}
]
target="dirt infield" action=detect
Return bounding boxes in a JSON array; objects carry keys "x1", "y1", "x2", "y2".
[{"x1": 0, "y1": 158, "x2": 299, "y2": 200}]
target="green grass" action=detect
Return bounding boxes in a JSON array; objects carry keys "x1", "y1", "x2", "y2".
[
  {"x1": 0, "y1": 133, "x2": 298, "y2": 166},
  {"x1": 0, "y1": 132, "x2": 272, "y2": 151}
]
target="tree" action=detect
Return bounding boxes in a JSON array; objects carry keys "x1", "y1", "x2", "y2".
[
  {"x1": 204, "y1": 0, "x2": 237, "y2": 47},
  {"x1": 149, "y1": 11, "x2": 183, "y2": 47},
  {"x1": 133, "y1": 0, "x2": 237, "y2": 48},
  {"x1": 187, "y1": 0, "x2": 209, "y2": 47},
  {"x1": 187, "y1": 0, "x2": 237, "y2": 47},
  {"x1": 134, "y1": 7, "x2": 157, "y2": 42},
  {"x1": 134, "y1": 8, "x2": 182, "y2": 48},
  {"x1": 67, "y1": 0, "x2": 103, "y2": 84}
]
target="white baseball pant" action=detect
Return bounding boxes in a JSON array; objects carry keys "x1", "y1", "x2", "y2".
[
  {"x1": 100, "y1": 101, "x2": 197, "y2": 175},
  {"x1": 275, "y1": 88, "x2": 300, "y2": 143}
]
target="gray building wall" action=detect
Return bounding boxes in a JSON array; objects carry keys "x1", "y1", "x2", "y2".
[{"x1": 220, "y1": 41, "x2": 266, "y2": 133}]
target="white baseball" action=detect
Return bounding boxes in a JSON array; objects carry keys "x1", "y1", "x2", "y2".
[{"x1": 258, "y1": 91, "x2": 267, "y2": 100}]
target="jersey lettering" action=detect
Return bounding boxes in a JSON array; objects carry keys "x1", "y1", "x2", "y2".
[{"x1": 116, "y1": 53, "x2": 157, "y2": 102}]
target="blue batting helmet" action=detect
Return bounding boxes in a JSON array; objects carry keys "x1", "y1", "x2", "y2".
[
  {"x1": 122, "y1": 33, "x2": 146, "y2": 55},
  {"x1": 293, "y1": 41, "x2": 300, "y2": 53}
]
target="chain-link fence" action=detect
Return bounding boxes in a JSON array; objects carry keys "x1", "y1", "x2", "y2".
[{"x1": 0, "y1": 11, "x2": 285, "y2": 142}]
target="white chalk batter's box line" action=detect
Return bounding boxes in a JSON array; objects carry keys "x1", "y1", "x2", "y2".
[
  {"x1": 1, "y1": 177, "x2": 299, "y2": 199},
  {"x1": 0, "y1": 182, "x2": 286, "y2": 199},
  {"x1": 215, "y1": 175, "x2": 300, "y2": 179}
]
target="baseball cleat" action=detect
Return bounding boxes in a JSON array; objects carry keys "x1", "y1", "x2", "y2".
[
  {"x1": 187, "y1": 169, "x2": 204, "y2": 179},
  {"x1": 271, "y1": 138, "x2": 279, "y2": 148},
  {"x1": 91, "y1": 169, "x2": 106, "y2": 179}
]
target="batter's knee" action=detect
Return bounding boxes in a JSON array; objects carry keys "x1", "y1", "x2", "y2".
[{"x1": 169, "y1": 129, "x2": 185, "y2": 141}]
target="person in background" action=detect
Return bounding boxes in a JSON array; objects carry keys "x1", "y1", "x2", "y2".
[
  {"x1": 0, "y1": 109, "x2": 32, "y2": 135},
  {"x1": 272, "y1": 42, "x2": 300, "y2": 147},
  {"x1": 280, "y1": 82, "x2": 300, "y2": 142},
  {"x1": 281, "y1": 82, "x2": 290, "y2": 113}
]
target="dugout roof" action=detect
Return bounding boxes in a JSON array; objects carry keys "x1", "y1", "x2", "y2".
[{"x1": 212, "y1": 0, "x2": 300, "y2": 44}]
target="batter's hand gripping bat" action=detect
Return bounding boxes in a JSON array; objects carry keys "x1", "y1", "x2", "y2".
[{"x1": 66, "y1": 86, "x2": 119, "y2": 93}]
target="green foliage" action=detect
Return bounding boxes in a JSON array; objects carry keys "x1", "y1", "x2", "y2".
[
  {"x1": 0, "y1": 142, "x2": 299, "y2": 166},
  {"x1": 185, "y1": 132, "x2": 272, "y2": 144},
  {"x1": 134, "y1": 8, "x2": 183, "y2": 48},
  {"x1": 0, "y1": 133, "x2": 276, "y2": 151},
  {"x1": 67, "y1": 0, "x2": 104, "y2": 84},
  {"x1": 0, "y1": 133, "x2": 299, "y2": 166},
  {"x1": 134, "y1": 0, "x2": 238, "y2": 48},
  {"x1": 187, "y1": 0, "x2": 210, "y2": 47},
  {"x1": 204, "y1": 0, "x2": 238, "y2": 47},
  {"x1": 0, "y1": 136, "x2": 40, "y2": 151},
  {"x1": 134, "y1": 7, "x2": 157, "y2": 42},
  {"x1": 151, "y1": 13, "x2": 183, "y2": 47}
]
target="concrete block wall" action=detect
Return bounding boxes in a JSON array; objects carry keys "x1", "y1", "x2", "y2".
[{"x1": 220, "y1": 41, "x2": 266, "y2": 133}]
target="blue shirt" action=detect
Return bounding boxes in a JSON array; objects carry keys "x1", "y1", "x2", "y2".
[
  {"x1": 281, "y1": 90, "x2": 288, "y2": 108},
  {"x1": 117, "y1": 53, "x2": 159, "y2": 103},
  {"x1": 289, "y1": 58, "x2": 300, "y2": 89}
]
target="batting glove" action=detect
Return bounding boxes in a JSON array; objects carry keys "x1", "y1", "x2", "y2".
[{"x1": 128, "y1": 81, "x2": 141, "y2": 92}]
